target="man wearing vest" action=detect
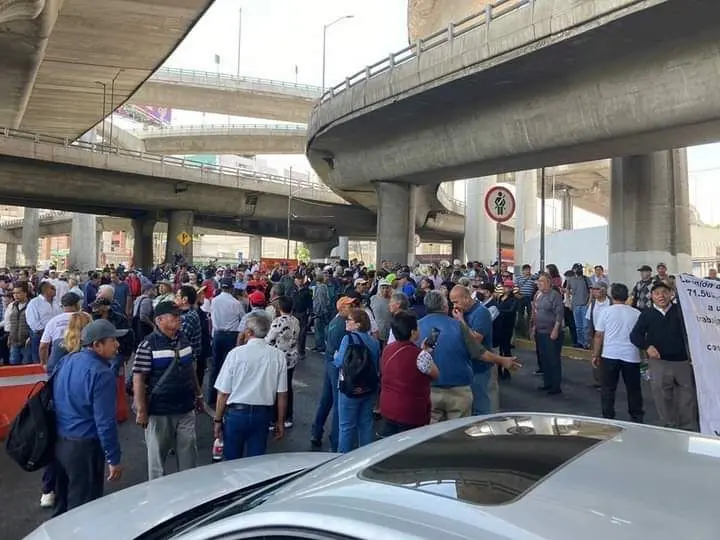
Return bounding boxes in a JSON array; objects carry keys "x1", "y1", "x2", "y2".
[
  {"x1": 132, "y1": 301, "x2": 203, "y2": 481},
  {"x1": 4, "y1": 281, "x2": 31, "y2": 364}
]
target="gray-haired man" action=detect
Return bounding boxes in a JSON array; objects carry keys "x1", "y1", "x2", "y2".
[{"x1": 213, "y1": 312, "x2": 288, "y2": 460}]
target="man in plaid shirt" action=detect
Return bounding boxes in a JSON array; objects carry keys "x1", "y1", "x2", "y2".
[{"x1": 176, "y1": 285, "x2": 202, "y2": 365}]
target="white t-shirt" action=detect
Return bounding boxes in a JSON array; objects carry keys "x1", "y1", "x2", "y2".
[
  {"x1": 40, "y1": 311, "x2": 74, "y2": 343},
  {"x1": 594, "y1": 304, "x2": 641, "y2": 363},
  {"x1": 586, "y1": 297, "x2": 611, "y2": 323},
  {"x1": 214, "y1": 338, "x2": 288, "y2": 405}
]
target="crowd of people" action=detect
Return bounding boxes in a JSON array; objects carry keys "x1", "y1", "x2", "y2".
[{"x1": 0, "y1": 255, "x2": 708, "y2": 518}]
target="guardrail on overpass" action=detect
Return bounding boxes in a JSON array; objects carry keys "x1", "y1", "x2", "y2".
[
  {"x1": 152, "y1": 67, "x2": 323, "y2": 100},
  {"x1": 0, "y1": 210, "x2": 67, "y2": 228},
  {"x1": 0, "y1": 127, "x2": 338, "y2": 200},
  {"x1": 318, "y1": 0, "x2": 528, "y2": 103},
  {"x1": 133, "y1": 123, "x2": 308, "y2": 138}
]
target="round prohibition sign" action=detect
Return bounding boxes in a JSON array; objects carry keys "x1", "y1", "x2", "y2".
[{"x1": 484, "y1": 186, "x2": 516, "y2": 223}]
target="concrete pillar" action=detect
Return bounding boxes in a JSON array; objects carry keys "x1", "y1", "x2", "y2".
[
  {"x1": 513, "y1": 170, "x2": 539, "y2": 274},
  {"x1": 465, "y1": 176, "x2": 497, "y2": 265},
  {"x1": 21, "y1": 207, "x2": 39, "y2": 267},
  {"x1": 337, "y1": 236, "x2": 349, "y2": 260},
  {"x1": 609, "y1": 149, "x2": 692, "y2": 288},
  {"x1": 132, "y1": 216, "x2": 156, "y2": 271},
  {"x1": 248, "y1": 235, "x2": 262, "y2": 260},
  {"x1": 451, "y1": 237, "x2": 464, "y2": 262},
  {"x1": 375, "y1": 182, "x2": 417, "y2": 265},
  {"x1": 4, "y1": 244, "x2": 17, "y2": 267},
  {"x1": 308, "y1": 241, "x2": 333, "y2": 260},
  {"x1": 69, "y1": 213, "x2": 97, "y2": 272},
  {"x1": 560, "y1": 190, "x2": 574, "y2": 230},
  {"x1": 165, "y1": 210, "x2": 194, "y2": 264}
]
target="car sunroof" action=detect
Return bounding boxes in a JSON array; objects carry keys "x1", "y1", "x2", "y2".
[{"x1": 361, "y1": 415, "x2": 622, "y2": 506}]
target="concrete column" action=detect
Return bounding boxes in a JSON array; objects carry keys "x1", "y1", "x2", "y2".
[
  {"x1": 451, "y1": 237, "x2": 464, "y2": 262},
  {"x1": 69, "y1": 213, "x2": 97, "y2": 272},
  {"x1": 132, "y1": 216, "x2": 156, "y2": 271},
  {"x1": 248, "y1": 236, "x2": 262, "y2": 260},
  {"x1": 21, "y1": 207, "x2": 39, "y2": 267},
  {"x1": 308, "y1": 241, "x2": 333, "y2": 260},
  {"x1": 513, "y1": 170, "x2": 539, "y2": 273},
  {"x1": 337, "y1": 236, "x2": 349, "y2": 260},
  {"x1": 375, "y1": 182, "x2": 417, "y2": 265},
  {"x1": 609, "y1": 149, "x2": 692, "y2": 288},
  {"x1": 465, "y1": 176, "x2": 497, "y2": 264},
  {"x1": 165, "y1": 210, "x2": 194, "y2": 264},
  {"x1": 4, "y1": 243, "x2": 17, "y2": 267},
  {"x1": 560, "y1": 190, "x2": 574, "y2": 230}
]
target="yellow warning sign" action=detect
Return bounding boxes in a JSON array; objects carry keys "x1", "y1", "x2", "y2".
[{"x1": 177, "y1": 231, "x2": 192, "y2": 247}]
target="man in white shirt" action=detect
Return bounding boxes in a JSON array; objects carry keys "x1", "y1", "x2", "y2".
[
  {"x1": 207, "y1": 277, "x2": 246, "y2": 407},
  {"x1": 591, "y1": 283, "x2": 643, "y2": 423},
  {"x1": 47, "y1": 271, "x2": 70, "y2": 310},
  {"x1": 25, "y1": 281, "x2": 61, "y2": 363},
  {"x1": 213, "y1": 312, "x2": 287, "y2": 460},
  {"x1": 39, "y1": 292, "x2": 82, "y2": 367}
]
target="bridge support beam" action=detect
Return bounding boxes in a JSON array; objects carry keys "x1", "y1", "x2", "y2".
[
  {"x1": 132, "y1": 216, "x2": 156, "y2": 271},
  {"x1": 165, "y1": 210, "x2": 194, "y2": 265},
  {"x1": 249, "y1": 236, "x2": 262, "y2": 261},
  {"x1": 610, "y1": 149, "x2": 692, "y2": 289},
  {"x1": 375, "y1": 182, "x2": 417, "y2": 266},
  {"x1": 337, "y1": 236, "x2": 349, "y2": 260},
  {"x1": 514, "y1": 170, "x2": 539, "y2": 273},
  {"x1": 451, "y1": 238, "x2": 464, "y2": 262},
  {"x1": 4, "y1": 243, "x2": 17, "y2": 267},
  {"x1": 22, "y1": 208, "x2": 39, "y2": 267},
  {"x1": 69, "y1": 213, "x2": 98, "y2": 272},
  {"x1": 465, "y1": 176, "x2": 497, "y2": 265},
  {"x1": 560, "y1": 190, "x2": 574, "y2": 230},
  {"x1": 308, "y1": 240, "x2": 334, "y2": 260}
]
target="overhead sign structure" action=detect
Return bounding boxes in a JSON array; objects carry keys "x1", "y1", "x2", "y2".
[
  {"x1": 484, "y1": 186, "x2": 516, "y2": 223},
  {"x1": 177, "y1": 231, "x2": 192, "y2": 247}
]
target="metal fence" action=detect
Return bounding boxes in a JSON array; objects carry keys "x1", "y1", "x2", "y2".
[
  {"x1": 319, "y1": 0, "x2": 530, "y2": 104},
  {"x1": 152, "y1": 67, "x2": 322, "y2": 98},
  {"x1": 0, "y1": 127, "x2": 333, "y2": 195},
  {"x1": 133, "y1": 123, "x2": 308, "y2": 136},
  {"x1": 0, "y1": 210, "x2": 69, "y2": 228}
]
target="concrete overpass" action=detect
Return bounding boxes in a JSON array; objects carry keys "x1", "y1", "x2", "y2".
[
  {"x1": 307, "y1": 0, "x2": 708, "y2": 276},
  {"x1": 130, "y1": 67, "x2": 322, "y2": 124},
  {"x1": 0, "y1": 0, "x2": 214, "y2": 138}
]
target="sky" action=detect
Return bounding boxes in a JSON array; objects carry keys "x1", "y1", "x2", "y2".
[{"x1": 159, "y1": 0, "x2": 720, "y2": 227}]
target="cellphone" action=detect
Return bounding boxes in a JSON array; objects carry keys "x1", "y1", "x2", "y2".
[{"x1": 425, "y1": 327, "x2": 441, "y2": 348}]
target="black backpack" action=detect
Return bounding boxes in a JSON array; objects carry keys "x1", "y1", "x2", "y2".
[
  {"x1": 5, "y1": 374, "x2": 58, "y2": 472},
  {"x1": 338, "y1": 333, "x2": 378, "y2": 397}
]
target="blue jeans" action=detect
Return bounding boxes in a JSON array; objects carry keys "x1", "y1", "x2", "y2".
[
  {"x1": 30, "y1": 331, "x2": 43, "y2": 363},
  {"x1": 223, "y1": 406, "x2": 273, "y2": 460},
  {"x1": 208, "y1": 331, "x2": 238, "y2": 407},
  {"x1": 9, "y1": 344, "x2": 31, "y2": 365},
  {"x1": 471, "y1": 368, "x2": 492, "y2": 416},
  {"x1": 314, "y1": 314, "x2": 328, "y2": 352},
  {"x1": 573, "y1": 305, "x2": 588, "y2": 347},
  {"x1": 337, "y1": 392, "x2": 375, "y2": 453},
  {"x1": 311, "y1": 361, "x2": 339, "y2": 451},
  {"x1": 537, "y1": 331, "x2": 564, "y2": 392}
]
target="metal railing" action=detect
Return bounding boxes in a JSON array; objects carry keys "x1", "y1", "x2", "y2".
[
  {"x1": 1, "y1": 210, "x2": 69, "y2": 228},
  {"x1": 0, "y1": 127, "x2": 335, "y2": 196},
  {"x1": 437, "y1": 183, "x2": 467, "y2": 215},
  {"x1": 133, "y1": 123, "x2": 308, "y2": 137},
  {"x1": 152, "y1": 67, "x2": 323, "y2": 98},
  {"x1": 318, "y1": 0, "x2": 530, "y2": 104}
]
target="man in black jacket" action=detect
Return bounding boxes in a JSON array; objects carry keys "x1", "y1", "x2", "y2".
[
  {"x1": 291, "y1": 274, "x2": 313, "y2": 359},
  {"x1": 630, "y1": 281, "x2": 698, "y2": 431}
]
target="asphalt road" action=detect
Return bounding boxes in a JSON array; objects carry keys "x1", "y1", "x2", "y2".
[{"x1": 0, "y1": 346, "x2": 659, "y2": 539}]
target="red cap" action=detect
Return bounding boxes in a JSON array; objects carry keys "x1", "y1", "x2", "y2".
[{"x1": 248, "y1": 290, "x2": 266, "y2": 306}]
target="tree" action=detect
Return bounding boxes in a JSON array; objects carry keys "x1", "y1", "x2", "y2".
[{"x1": 295, "y1": 245, "x2": 310, "y2": 263}]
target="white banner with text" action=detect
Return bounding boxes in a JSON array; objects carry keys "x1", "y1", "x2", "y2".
[{"x1": 676, "y1": 274, "x2": 720, "y2": 436}]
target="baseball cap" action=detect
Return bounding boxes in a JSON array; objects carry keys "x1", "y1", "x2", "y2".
[
  {"x1": 378, "y1": 279, "x2": 391, "y2": 287},
  {"x1": 248, "y1": 290, "x2": 266, "y2": 306},
  {"x1": 220, "y1": 276, "x2": 234, "y2": 289},
  {"x1": 80, "y1": 319, "x2": 128, "y2": 346},
  {"x1": 60, "y1": 292, "x2": 81, "y2": 307},
  {"x1": 336, "y1": 296, "x2": 357, "y2": 311},
  {"x1": 657, "y1": 262, "x2": 667, "y2": 269},
  {"x1": 385, "y1": 273, "x2": 397, "y2": 283},
  {"x1": 91, "y1": 297, "x2": 111, "y2": 308},
  {"x1": 637, "y1": 265, "x2": 652, "y2": 272},
  {"x1": 590, "y1": 280, "x2": 609, "y2": 290},
  {"x1": 154, "y1": 301, "x2": 182, "y2": 317},
  {"x1": 650, "y1": 280, "x2": 672, "y2": 292},
  {"x1": 354, "y1": 278, "x2": 368, "y2": 287}
]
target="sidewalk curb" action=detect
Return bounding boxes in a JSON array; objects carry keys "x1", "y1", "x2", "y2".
[{"x1": 514, "y1": 338, "x2": 593, "y2": 362}]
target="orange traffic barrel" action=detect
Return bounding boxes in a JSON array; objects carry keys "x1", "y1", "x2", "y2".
[{"x1": 0, "y1": 365, "x2": 47, "y2": 440}]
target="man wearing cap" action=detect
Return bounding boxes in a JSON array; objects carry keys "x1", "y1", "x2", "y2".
[
  {"x1": 39, "y1": 292, "x2": 82, "y2": 369},
  {"x1": 585, "y1": 280, "x2": 611, "y2": 388},
  {"x1": 91, "y1": 297, "x2": 133, "y2": 376},
  {"x1": 132, "y1": 301, "x2": 202, "y2": 480},
  {"x1": 291, "y1": 274, "x2": 313, "y2": 359},
  {"x1": 630, "y1": 281, "x2": 697, "y2": 431},
  {"x1": 26, "y1": 280, "x2": 61, "y2": 363},
  {"x1": 238, "y1": 290, "x2": 272, "y2": 344},
  {"x1": 371, "y1": 279, "x2": 393, "y2": 347},
  {"x1": 208, "y1": 276, "x2": 246, "y2": 407},
  {"x1": 52, "y1": 319, "x2": 126, "y2": 515},
  {"x1": 629, "y1": 265, "x2": 654, "y2": 310}
]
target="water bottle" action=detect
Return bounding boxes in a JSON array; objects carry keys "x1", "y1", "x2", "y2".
[
  {"x1": 640, "y1": 362, "x2": 651, "y2": 382},
  {"x1": 212, "y1": 438, "x2": 224, "y2": 462}
]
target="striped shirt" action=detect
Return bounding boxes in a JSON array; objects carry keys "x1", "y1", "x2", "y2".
[{"x1": 515, "y1": 275, "x2": 537, "y2": 298}]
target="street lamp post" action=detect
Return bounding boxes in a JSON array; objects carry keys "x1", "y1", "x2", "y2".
[
  {"x1": 321, "y1": 14, "x2": 354, "y2": 92},
  {"x1": 286, "y1": 166, "x2": 294, "y2": 259},
  {"x1": 236, "y1": 7, "x2": 242, "y2": 77}
]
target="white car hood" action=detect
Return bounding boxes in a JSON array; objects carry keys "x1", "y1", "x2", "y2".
[{"x1": 26, "y1": 452, "x2": 336, "y2": 540}]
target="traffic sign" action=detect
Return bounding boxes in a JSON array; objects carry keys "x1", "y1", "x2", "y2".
[
  {"x1": 484, "y1": 186, "x2": 516, "y2": 223},
  {"x1": 177, "y1": 231, "x2": 192, "y2": 247}
]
